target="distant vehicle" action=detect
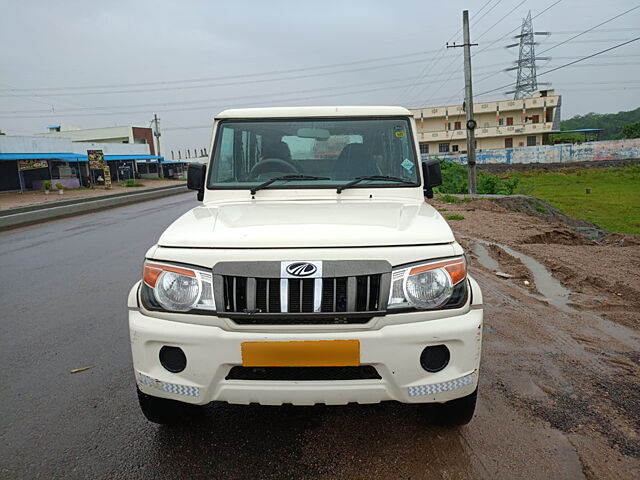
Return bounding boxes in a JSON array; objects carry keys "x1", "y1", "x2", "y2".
[{"x1": 127, "y1": 106, "x2": 483, "y2": 425}]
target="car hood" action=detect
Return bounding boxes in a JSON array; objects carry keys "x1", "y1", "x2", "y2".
[{"x1": 158, "y1": 199, "x2": 455, "y2": 248}]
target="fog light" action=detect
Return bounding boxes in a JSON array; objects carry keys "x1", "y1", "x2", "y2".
[
  {"x1": 159, "y1": 346, "x2": 187, "y2": 373},
  {"x1": 420, "y1": 345, "x2": 450, "y2": 372}
]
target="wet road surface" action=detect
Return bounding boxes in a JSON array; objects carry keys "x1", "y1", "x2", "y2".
[{"x1": 1, "y1": 194, "x2": 638, "y2": 479}]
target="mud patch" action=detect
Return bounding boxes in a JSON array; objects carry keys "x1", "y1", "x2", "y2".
[
  {"x1": 527, "y1": 380, "x2": 640, "y2": 458},
  {"x1": 489, "y1": 196, "x2": 608, "y2": 240},
  {"x1": 523, "y1": 228, "x2": 593, "y2": 246}
]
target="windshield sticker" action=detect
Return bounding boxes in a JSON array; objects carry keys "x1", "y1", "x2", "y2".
[
  {"x1": 401, "y1": 158, "x2": 414, "y2": 172},
  {"x1": 394, "y1": 131, "x2": 405, "y2": 138}
]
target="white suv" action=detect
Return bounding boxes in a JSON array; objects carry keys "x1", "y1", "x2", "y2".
[{"x1": 128, "y1": 106, "x2": 483, "y2": 425}]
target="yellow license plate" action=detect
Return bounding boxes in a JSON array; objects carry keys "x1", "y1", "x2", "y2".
[{"x1": 241, "y1": 340, "x2": 360, "y2": 367}]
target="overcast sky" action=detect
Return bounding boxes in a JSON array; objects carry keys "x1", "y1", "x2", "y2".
[{"x1": 1, "y1": 0, "x2": 639, "y2": 153}]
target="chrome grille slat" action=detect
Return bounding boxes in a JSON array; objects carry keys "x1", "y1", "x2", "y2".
[
  {"x1": 221, "y1": 272, "x2": 384, "y2": 324},
  {"x1": 332, "y1": 278, "x2": 337, "y2": 312}
]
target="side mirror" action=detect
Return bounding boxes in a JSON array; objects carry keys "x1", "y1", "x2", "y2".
[
  {"x1": 187, "y1": 163, "x2": 206, "y2": 201},
  {"x1": 421, "y1": 159, "x2": 442, "y2": 199}
]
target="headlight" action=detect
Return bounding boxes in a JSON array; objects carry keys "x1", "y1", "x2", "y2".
[
  {"x1": 388, "y1": 257, "x2": 466, "y2": 310},
  {"x1": 142, "y1": 262, "x2": 215, "y2": 312}
]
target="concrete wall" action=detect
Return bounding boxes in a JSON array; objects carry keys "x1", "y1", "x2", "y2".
[
  {"x1": 32, "y1": 178, "x2": 80, "y2": 190},
  {"x1": 422, "y1": 139, "x2": 640, "y2": 165}
]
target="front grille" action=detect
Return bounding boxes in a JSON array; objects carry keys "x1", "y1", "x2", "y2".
[
  {"x1": 221, "y1": 274, "x2": 383, "y2": 324},
  {"x1": 225, "y1": 366, "x2": 381, "y2": 381}
]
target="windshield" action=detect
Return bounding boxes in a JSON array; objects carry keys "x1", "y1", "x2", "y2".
[{"x1": 208, "y1": 117, "x2": 420, "y2": 190}]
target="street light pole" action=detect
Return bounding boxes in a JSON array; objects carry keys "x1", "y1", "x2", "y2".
[{"x1": 153, "y1": 114, "x2": 162, "y2": 178}]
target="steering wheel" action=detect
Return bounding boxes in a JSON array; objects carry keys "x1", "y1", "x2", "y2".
[{"x1": 249, "y1": 158, "x2": 299, "y2": 177}]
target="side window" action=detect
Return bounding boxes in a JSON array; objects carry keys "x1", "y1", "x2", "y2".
[
  {"x1": 214, "y1": 126, "x2": 236, "y2": 182},
  {"x1": 213, "y1": 125, "x2": 262, "y2": 182}
]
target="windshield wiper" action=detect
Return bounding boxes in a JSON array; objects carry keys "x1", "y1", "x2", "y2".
[
  {"x1": 336, "y1": 175, "x2": 416, "y2": 194},
  {"x1": 250, "y1": 175, "x2": 330, "y2": 195}
]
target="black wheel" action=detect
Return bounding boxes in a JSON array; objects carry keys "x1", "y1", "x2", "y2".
[
  {"x1": 428, "y1": 388, "x2": 478, "y2": 426},
  {"x1": 137, "y1": 387, "x2": 203, "y2": 425}
]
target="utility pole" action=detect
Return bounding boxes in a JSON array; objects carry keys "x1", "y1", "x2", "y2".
[
  {"x1": 448, "y1": 10, "x2": 478, "y2": 195},
  {"x1": 152, "y1": 114, "x2": 162, "y2": 178}
]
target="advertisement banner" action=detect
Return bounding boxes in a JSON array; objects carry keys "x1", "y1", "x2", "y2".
[
  {"x1": 18, "y1": 159, "x2": 48, "y2": 171},
  {"x1": 87, "y1": 150, "x2": 105, "y2": 169}
]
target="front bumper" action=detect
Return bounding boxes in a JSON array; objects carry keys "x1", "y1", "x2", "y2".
[{"x1": 129, "y1": 293, "x2": 483, "y2": 406}]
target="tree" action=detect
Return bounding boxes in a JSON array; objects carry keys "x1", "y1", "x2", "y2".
[
  {"x1": 560, "y1": 107, "x2": 640, "y2": 140},
  {"x1": 616, "y1": 120, "x2": 640, "y2": 139}
]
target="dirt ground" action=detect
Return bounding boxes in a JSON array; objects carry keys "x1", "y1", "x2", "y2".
[
  {"x1": 0, "y1": 179, "x2": 186, "y2": 210},
  {"x1": 430, "y1": 196, "x2": 640, "y2": 479}
]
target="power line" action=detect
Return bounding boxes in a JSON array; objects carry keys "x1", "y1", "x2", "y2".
[
  {"x1": 0, "y1": 81, "x2": 463, "y2": 119},
  {"x1": 0, "y1": 48, "x2": 446, "y2": 93},
  {"x1": 475, "y1": 0, "x2": 527, "y2": 41},
  {"x1": 468, "y1": 4, "x2": 640, "y2": 93},
  {"x1": 2, "y1": 61, "x2": 522, "y2": 116},
  {"x1": 474, "y1": 37, "x2": 640, "y2": 97},
  {"x1": 473, "y1": 0, "x2": 562, "y2": 58},
  {"x1": 538, "y1": 4, "x2": 640, "y2": 55},
  {"x1": 407, "y1": 0, "x2": 514, "y2": 103},
  {"x1": 393, "y1": 0, "x2": 494, "y2": 103},
  {"x1": 471, "y1": 0, "x2": 504, "y2": 29},
  {"x1": 415, "y1": 0, "x2": 561, "y2": 106},
  {"x1": 0, "y1": 58, "x2": 441, "y2": 98}
]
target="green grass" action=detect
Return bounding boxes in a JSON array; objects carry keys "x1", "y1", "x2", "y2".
[
  {"x1": 534, "y1": 204, "x2": 549, "y2": 214},
  {"x1": 446, "y1": 214, "x2": 465, "y2": 221},
  {"x1": 508, "y1": 165, "x2": 640, "y2": 234},
  {"x1": 123, "y1": 179, "x2": 144, "y2": 187},
  {"x1": 438, "y1": 194, "x2": 461, "y2": 204}
]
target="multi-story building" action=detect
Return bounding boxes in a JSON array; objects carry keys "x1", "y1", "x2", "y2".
[
  {"x1": 39, "y1": 125, "x2": 157, "y2": 155},
  {"x1": 409, "y1": 89, "x2": 561, "y2": 155}
]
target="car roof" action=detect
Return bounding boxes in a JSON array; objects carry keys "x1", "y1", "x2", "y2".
[{"x1": 216, "y1": 106, "x2": 413, "y2": 119}]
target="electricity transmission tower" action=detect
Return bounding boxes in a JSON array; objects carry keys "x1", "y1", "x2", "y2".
[{"x1": 506, "y1": 11, "x2": 550, "y2": 99}]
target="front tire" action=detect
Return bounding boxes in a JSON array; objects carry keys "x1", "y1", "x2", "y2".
[
  {"x1": 424, "y1": 388, "x2": 478, "y2": 426},
  {"x1": 137, "y1": 387, "x2": 203, "y2": 425}
]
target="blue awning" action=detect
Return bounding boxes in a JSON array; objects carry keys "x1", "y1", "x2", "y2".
[
  {"x1": 135, "y1": 158, "x2": 187, "y2": 164},
  {"x1": 105, "y1": 155, "x2": 164, "y2": 161},
  {"x1": 0, "y1": 153, "x2": 85, "y2": 161},
  {"x1": 0, "y1": 153, "x2": 164, "y2": 162}
]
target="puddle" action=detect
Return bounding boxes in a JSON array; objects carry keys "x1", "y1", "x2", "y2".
[
  {"x1": 472, "y1": 242, "x2": 501, "y2": 272},
  {"x1": 464, "y1": 235, "x2": 574, "y2": 312},
  {"x1": 497, "y1": 242, "x2": 573, "y2": 312}
]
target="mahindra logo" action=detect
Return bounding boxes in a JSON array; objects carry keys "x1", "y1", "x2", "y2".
[{"x1": 286, "y1": 262, "x2": 317, "y2": 277}]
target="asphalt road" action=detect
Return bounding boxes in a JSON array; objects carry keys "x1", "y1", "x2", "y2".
[{"x1": 1, "y1": 194, "x2": 636, "y2": 479}]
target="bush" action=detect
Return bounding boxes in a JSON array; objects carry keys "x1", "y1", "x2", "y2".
[
  {"x1": 477, "y1": 173, "x2": 519, "y2": 195},
  {"x1": 43, "y1": 180, "x2": 52, "y2": 190},
  {"x1": 435, "y1": 161, "x2": 468, "y2": 194},
  {"x1": 446, "y1": 214, "x2": 465, "y2": 220},
  {"x1": 55, "y1": 183, "x2": 64, "y2": 190},
  {"x1": 434, "y1": 160, "x2": 519, "y2": 195}
]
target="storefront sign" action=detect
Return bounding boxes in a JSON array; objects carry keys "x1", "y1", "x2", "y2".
[
  {"x1": 18, "y1": 159, "x2": 48, "y2": 171},
  {"x1": 87, "y1": 150, "x2": 111, "y2": 189}
]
